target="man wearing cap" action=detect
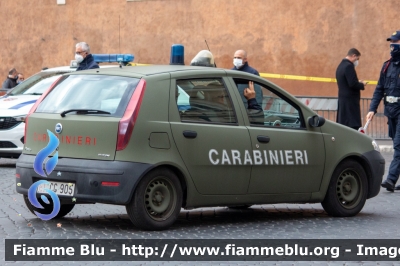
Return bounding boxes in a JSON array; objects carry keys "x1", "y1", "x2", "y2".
[{"x1": 367, "y1": 30, "x2": 400, "y2": 192}]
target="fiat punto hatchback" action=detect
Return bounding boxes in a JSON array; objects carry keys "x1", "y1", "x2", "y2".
[{"x1": 16, "y1": 65, "x2": 385, "y2": 230}]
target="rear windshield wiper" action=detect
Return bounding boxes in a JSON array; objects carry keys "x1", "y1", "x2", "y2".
[
  {"x1": 24, "y1": 93, "x2": 42, "y2": 95},
  {"x1": 60, "y1": 109, "x2": 111, "y2": 117}
]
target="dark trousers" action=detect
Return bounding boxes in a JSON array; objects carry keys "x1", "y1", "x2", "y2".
[{"x1": 387, "y1": 116, "x2": 400, "y2": 184}]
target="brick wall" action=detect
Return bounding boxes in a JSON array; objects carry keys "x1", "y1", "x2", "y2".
[{"x1": 0, "y1": 0, "x2": 397, "y2": 97}]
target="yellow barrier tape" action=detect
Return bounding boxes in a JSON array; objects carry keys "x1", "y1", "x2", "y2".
[
  {"x1": 127, "y1": 63, "x2": 151, "y2": 66},
  {"x1": 260, "y1": 72, "x2": 378, "y2": 85},
  {"x1": 126, "y1": 63, "x2": 378, "y2": 85}
]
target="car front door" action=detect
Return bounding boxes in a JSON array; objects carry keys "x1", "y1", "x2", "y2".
[
  {"x1": 230, "y1": 78, "x2": 326, "y2": 194},
  {"x1": 169, "y1": 76, "x2": 253, "y2": 195}
]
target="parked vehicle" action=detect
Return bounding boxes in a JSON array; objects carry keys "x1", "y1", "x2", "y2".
[
  {"x1": 16, "y1": 65, "x2": 385, "y2": 230},
  {"x1": 0, "y1": 54, "x2": 132, "y2": 158}
]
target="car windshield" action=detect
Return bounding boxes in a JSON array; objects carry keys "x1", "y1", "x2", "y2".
[
  {"x1": 8, "y1": 72, "x2": 66, "y2": 96},
  {"x1": 36, "y1": 75, "x2": 140, "y2": 117}
]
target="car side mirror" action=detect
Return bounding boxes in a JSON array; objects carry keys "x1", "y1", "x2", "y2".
[{"x1": 308, "y1": 115, "x2": 325, "y2": 127}]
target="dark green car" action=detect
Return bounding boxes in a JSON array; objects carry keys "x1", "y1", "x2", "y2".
[{"x1": 16, "y1": 65, "x2": 385, "y2": 230}]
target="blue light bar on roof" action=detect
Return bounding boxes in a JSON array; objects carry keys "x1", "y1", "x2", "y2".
[
  {"x1": 92, "y1": 54, "x2": 134, "y2": 63},
  {"x1": 170, "y1": 44, "x2": 184, "y2": 65}
]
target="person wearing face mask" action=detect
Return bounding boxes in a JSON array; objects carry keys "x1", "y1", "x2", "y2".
[
  {"x1": 231, "y1": 50, "x2": 259, "y2": 76},
  {"x1": 231, "y1": 50, "x2": 263, "y2": 108},
  {"x1": 335, "y1": 48, "x2": 367, "y2": 130},
  {"x1": 2, "y1": 68, "x2": 19, "y2": 89},
  {"x1": 367, "y1": 30, "x2": 400, "y2": 192},
  {"x1": 17, "y1": 73, "x2": 24, "y2": 84},
  {"x1": 75, "y1": 42, "x2": 99, "y2": 71}
]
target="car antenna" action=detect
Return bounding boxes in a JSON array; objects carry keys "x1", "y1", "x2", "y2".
[
  {"x1": 118, "y1": 15, "x2": 122, "y2": 69},
  {"x1": 205, "y1": 40, "x2": 217, "y2": 67}
]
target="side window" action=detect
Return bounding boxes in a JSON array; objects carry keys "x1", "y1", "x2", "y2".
[
  {"x1": 233, "y1": 79, "x2": 303, "y2": 129},
  {"x1": 176, "y1": 79, "x2": 237, "y2": 124}
]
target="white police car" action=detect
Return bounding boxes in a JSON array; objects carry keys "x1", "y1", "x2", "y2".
[{"x1": 0, "y1": 54, "x2": 133, "y2": 158}]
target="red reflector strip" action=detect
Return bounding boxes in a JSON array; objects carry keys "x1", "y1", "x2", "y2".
[
  {"x1": 16, "y1": 174, "x2": 20, "y2": 178},
  {"x1": 101, "y1": 182, "x2": 120, "y2": 187}
]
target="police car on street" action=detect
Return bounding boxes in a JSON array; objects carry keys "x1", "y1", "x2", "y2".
[
  {"x1": 0, "y1": 54, "x2": 132, "y2": 158},
  {"x1": 15, "y1": 49, "x2": 385, "y2": 231}
]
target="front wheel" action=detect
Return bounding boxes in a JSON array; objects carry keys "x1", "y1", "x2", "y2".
[
  {"x1": 321, "y1": 159, "x2": 367, "y2": 217},
  {"x1": 126, "y1": 168, "x2": 183, "y2": 231}
]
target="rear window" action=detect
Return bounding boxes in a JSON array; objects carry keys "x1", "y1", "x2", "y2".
[
  {"x1": 36, "y1": 75, "x2": 140, "y2": 118},
  {"x1": 9, "y1": 72, "x2": 66, "y2": 96}
]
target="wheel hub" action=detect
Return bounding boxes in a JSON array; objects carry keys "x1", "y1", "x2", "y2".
[
  {"x1": 336, "y1": 170, "x2": 361, "y2": 208},
  {"x1": 144, "y1": 179, "x2": 175, "y2": 220},
  {"x1": 153, "y1": 191, "x2": 164, "y2": 206},
  {"x1": 343, "y1": 182, "x2": 352, "y2": 195}
]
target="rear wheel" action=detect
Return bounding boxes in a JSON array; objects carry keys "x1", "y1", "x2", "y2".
[
  {"x1": 23, "y1": 195, "x2": 75, "y2": 219},
  {"x1": 321, "y1": 160, "x2": 367, "y2": 217},
  {"x1": 126, "y1": 168, "x2": 182, "y2": 230}
]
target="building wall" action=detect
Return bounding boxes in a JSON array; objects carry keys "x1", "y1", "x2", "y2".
[{"x1": 0, "y1": 0, "x2": 397, "y2": 97}]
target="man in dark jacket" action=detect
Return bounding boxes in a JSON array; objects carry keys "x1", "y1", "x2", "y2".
[
  {"x1": 367, "y1": 30, "x2": 400, "y2": 192},
  {"x1": 336, "y1": 48, "x2": 368, "y2": 130},
  {"x1": 2, "y1": 68, "x2": 19, "y2": 89},
  {"x1": 231, "y1": 49, "x2": 260, "y2": 76},
  {"x1": 75, "y1": 42, "x2": 99, "y2": 71},
  {"x1": 231, "y1": 49, "x2": 262, "y2": 108}
]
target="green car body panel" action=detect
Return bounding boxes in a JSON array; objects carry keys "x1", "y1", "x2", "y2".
[{"x1": 16, "y1": 65, "x2": 385, "y2": 228}]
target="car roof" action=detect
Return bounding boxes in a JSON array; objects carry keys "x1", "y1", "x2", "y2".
[
  {"x1": 41, "y1": 65, "x2": 118, "y2": 73},
  {"x1": 68, "y1": 65, "x2": 227, "y2": 77}
]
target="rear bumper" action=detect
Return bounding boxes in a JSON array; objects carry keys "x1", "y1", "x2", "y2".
[
  {"x1": 362, "y1": 150, "x2": 385, "y2": 199},
  {"x1": 16, "y1": 154, "x2": 153, "y2": 205}
]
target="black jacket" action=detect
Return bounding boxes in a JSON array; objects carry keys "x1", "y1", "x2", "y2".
[
  {"x1": 76, "y1": 54, "x2": 99, "y2": 71},
  {"x1": 369, "y1": 57, "x2": 400, "y2": 138},
  {"x1": 2, "y1": 76, "x2": 18, "y2": 89},
  {"x1": 369, "y1": 58, "x2": 400, "y2": 118},
  {"x1": 231, "y1": 62, "x2": 260, "y2": 76},
  {"x1": 336, "y1": 59, "x2": 365, "y2": 128}
]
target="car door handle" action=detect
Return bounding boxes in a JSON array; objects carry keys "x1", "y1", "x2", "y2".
[
  {"x1": 183, "y1": 130, "x2": 197, "y2": 139},
  {"x1": 257, "y1": 135, "x2": 270, "y2": 143}
]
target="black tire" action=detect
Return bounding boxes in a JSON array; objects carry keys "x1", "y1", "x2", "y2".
[
  {"x1": 321, "y1": 159, "x2": 368, "y2": 217},
  {"x1": 23, "y1": 195, "x2": 75, "y2": 219},
  {"x1": 126, "y1": 168, "x2": 183, "y2": 231}
]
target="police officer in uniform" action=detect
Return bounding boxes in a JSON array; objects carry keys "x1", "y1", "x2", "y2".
[{"x1": 367, "y1": 30, "x2": 400, "y2": 192}]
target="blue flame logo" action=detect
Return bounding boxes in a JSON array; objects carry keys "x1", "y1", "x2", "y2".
[
  {"x1": 28, "y1": 180, "x2": 60, "y2": 220},
  {"x1": 33, "y1": 130, "x2": 59, "y2": 177},
  {"x1": 29, "y1": 130, "x2": 60, "y2": 220}
]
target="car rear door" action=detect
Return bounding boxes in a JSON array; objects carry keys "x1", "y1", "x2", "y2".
[{"x1": 169, "y1": 75, "x2": 253, "y2": 195}]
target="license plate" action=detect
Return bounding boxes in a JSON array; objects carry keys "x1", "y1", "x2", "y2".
[{"x1": 37, "y1": 181, "x2": 75, "y2": 197}]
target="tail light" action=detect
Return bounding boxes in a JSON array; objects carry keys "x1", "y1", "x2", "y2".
[
  {"x1": 117, "y1": 79, "x2": 146, "y2": 151},
  {"x1": 23, "y1": 76, "x2": 64, "y2": 142}
]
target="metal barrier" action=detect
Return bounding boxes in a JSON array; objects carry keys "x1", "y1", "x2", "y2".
[{"x1": 296, "y1": 96, "x2": 389, "y2": 139}]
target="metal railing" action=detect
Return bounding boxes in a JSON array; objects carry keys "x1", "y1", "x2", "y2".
[{"x1": 296, "y1": 96, "x2": 389, "y2": 139}]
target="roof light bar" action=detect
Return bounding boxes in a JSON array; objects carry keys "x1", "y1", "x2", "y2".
[{"x1": 92, "y1": 54, "x2": 134, "y2": 64}]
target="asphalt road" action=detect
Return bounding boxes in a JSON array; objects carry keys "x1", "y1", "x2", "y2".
[{"x1": 0, "y1": 152, "x2": 397, "y2": 265}]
